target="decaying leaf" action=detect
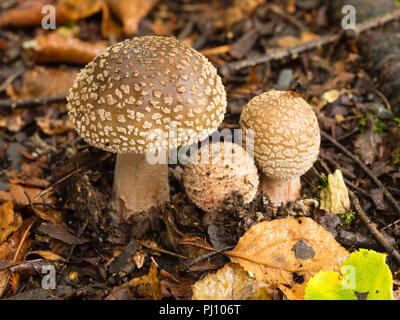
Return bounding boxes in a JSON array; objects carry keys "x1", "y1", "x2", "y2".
[
  {"x1": 192, "y1": 262, "x2": 271, "y2": 300},
  {"x1": 0, "y1": 0, "x2": 69, "y2": 29},
  {"x1": 118, "y1": 259, "x2": 161, "y2": 300},
  {"x1": 224, "y1": 217, "x2": 348, "y2": 300},
  {"x1": 0, "y1": 184, "x2": 55, "y2": 207},
  {"x1": 0, "y1": 201, "x2": 22, "y2": 243},
  {"x1": 215, "y1": 0, "x2": 265, "y2": 29},
  {"x1": 276, "y1": 31, "x2": 320, "y2": 48},
  {"x1": 354, "y1": 115, "x2": 382, "y2": 166},
  {"x1": 26, "y1": 250, "x2": 65, "y2": 261},
  {"x1": 36, "y1": 117, "x2": 74, "y2": 135},
  {"x1": 27, "y1": 33, "x2": 107, "y2": 65},
  {"x1": 9, "y1": 67, "x2": 78, "y2": 99},
  {"x1": 105, "y1": 0, "x2": 160, "y2": 35},
  {"x1": 57, "y1": 0, "x2": 103, "y2": 21},
  {"x1": 0, "y1": 217, "x2": 35, "y2": 298},
  {"x1": 320, "y1": 170, "x2": 351, "y2": 214}
]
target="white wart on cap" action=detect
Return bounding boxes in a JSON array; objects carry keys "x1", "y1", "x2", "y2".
[
  {"x1": 66, "y1": 36, "x2": 227, "y2": 225},
  {"x1": 66, "y1": 36, "x2": 227, "y2": 154},
  {"x1": 239, "y1": 90, "x2": 320, "y2": 205}
]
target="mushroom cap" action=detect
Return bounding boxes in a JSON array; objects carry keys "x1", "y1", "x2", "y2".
[
  {"x1": 66, "y1": 36, "x2": 227, "y2": 154},
  {"x1": 239, "y1": 90, "x2": 320, "y2": 181},
  {"x1": 183, "y1": 141, "x2": 259, "y2": 213}
]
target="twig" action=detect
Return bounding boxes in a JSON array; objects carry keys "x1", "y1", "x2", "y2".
[
  {"x1": 136, "y1": 240, "x2": 187, "y2": 260},
  {"x1": 343, "y1": 177, "x2": 371, "y2": 199},
  {"x1": 349, "y1": 190, "x2": 400, "y2": 264},
  {"x1": 269, "y1": 3, "x2": 308, "y2": 32},
  {"x1": 0, "y1": 94, "x2": 66, "y2": 109},
  {"x1": 188, "y1": 245, "x2": 234, "y2": 269},
  {"x1": 66, "y1": 216, "x2": 89, "y2": 262},
  {"x1": 347, "y1": 8, "x2": 400, "y2": 37},
  {"x1": 223, "y1": 33, "x2": 341, "y2": 73},
  {"x1": 321, "y1": 130, "x2": 400, "y2": 216}
]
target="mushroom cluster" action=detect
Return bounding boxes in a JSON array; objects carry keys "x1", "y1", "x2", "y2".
[
  {"x1": 67, "y1": 36, "x2": 227, "y2": 224},
  {"x1": 183, "y1": 141, "x2": 259, "y2": 213},
  {"x1": 239, "y1": 90, "x2": 320, "y2": 205}
]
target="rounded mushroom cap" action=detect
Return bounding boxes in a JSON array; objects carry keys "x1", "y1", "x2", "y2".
[
  {"x1": 239, "y1": 90, "x2": 320, "y2": 181},
  {"x1": 66, "y1": 36, "x2": 227, "y2": 154},
  {"x1": 183, "y1": 141, "x2": 259, "y2": 213}
]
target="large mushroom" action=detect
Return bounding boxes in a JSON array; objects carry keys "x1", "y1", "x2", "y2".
[
  {"x1": 67, "y1": 36, "x2": 227, "y2": 225},
  {"x1": 239, "y1": 90, "x2": 320, "y2": 205},
  {"x1": 183, "y1": 141, "x2": 259, "y2": 213}
]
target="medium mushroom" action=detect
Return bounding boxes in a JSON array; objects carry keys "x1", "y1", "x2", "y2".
[
  {"x1": 66, "y1": 36, "x2": 227, "y2": 225},
  {"x1": 239, "y1": 90, "x2": 320, "y2": 205},
  {"x1": 183, "y1": 141, "x2": 259, "y2": 212}
]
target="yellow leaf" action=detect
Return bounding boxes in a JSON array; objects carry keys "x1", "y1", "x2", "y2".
[
  {"x1": 26, "y1": 250, "x2": 65, "y2": 261},
  {"x1": 121, "y1": 259, "x2": 161, "y2": 299},
  {"x1": 192, "y1": 262, "x2": 270, "y2": 300},
  {"x1": 320, "y1": 170, "x2": 351, "y2": 214},
  {"x1": 224, "y1": 217, "x2": 348, "y2": 300},
  {"x1": 0, "y1": 201, "x2": 22, "y2": 244}
]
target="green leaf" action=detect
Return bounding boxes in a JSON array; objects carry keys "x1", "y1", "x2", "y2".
[
  {"x1": 305, "y1": 249, "x2": 393, "y2": 300},
  {"x1": 342, "y1": 249, "x2": 393, "y2": 300},
  {"x1": 304, "y1": 270, "x2": 356, "y2": 300}
]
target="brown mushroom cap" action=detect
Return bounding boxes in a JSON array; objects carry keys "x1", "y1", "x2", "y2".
[
  {"x1": 239, "y1": 90, "x2": 320, "y2": 181},
  {"x1": 183, "y1": 141, "x2": 259, "y2": 212},
  {"x1": 66, "y1": 36, "x2": 227, "y2": 153}
]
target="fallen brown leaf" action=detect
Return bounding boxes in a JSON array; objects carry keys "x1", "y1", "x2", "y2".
[
  {"x1": 105, "y1": 0, "x2": 160, "y2": 35},
  {"x1": 224, "y1": 217, "x2": 348, "y2": 300},
  {"x1": 57, "y1": 0, "x2": 103, "y2": 21},
  {"x1": 0, "y1": 0, "x2": 69, "y2": 29},
  {"x1": 28, "y1": 33, "x2": 107, "y2": 65},
  {"x1": 0, "y1": 217, "x2": 36, "y2": 298},
  {"x1": 114, "y1": 259, "x2": 161, "y2": 300},
  {"x1": 0, "y1": 202, "x2": 22, "y2": 244},
  {"x1": 10, "y1": 67, "x2": 77, "y2": 99},
  {"x1": 36, "y1": 117, "x2": 74, "y2": 135}
]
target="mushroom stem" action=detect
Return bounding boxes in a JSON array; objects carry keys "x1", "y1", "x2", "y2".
[
  {"x1": 112, "y1": 152, "x2": 170, "y2": 223},
  {"x1": 259, "y1": 175, "x2": 301, "y2": 205}
]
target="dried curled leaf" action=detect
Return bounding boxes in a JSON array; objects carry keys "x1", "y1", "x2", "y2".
[
  {"x1": 57, "y1": 0, "x2": 103, "y2": 21},
  {"x1": 28, "y1": 33, "x2": 107, "y2": 65},
  {"x1": 320, "y1": 170, "x2": 350, "y2": 214},
  {"x1": 192, "y1": 262, "x2": 270, "y2": 300},
  {"x1": 117, "y1": 259, "x2": 161, "y2": 300},
  {"x1": 10, "y1": 67, "x2": 78, "y2": 99},
  {"x1": 0, "y1": 0, "x2": 69, "y2": 29},
  {"x1": 36, "y1": 117, "x2": 74, "y2": 135},
  {"x1": 0, "y1": 202, "x2": 22, "y2": 244},
  {"x1": 105, "y1": 0, "x2": 160, "y2": 35},
  {"x1": 225, "y1": 217, "x2": 348, "y2": 300}
]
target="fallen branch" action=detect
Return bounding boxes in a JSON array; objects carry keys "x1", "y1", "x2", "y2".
[
  {"x1": 222, "y1": 7, "x2": 400, "y2": 73},
  {"x1": 349, "y1": 190, "x2": 400, "y2": 265},
  {"x1": 321, "y1": 130, "x2": 400, "y2": 217},
  {"x1": 0, "y1": 95, "x2": 66, "y2": 109},
  {"x1": 222, "y1": 33, "x2": 342, "y2": 73}
]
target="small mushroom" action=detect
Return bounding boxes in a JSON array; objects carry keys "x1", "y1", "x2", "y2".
[
  {"x1": 67, "y1": 36, "x2": 227, "y2": 224},
  {"x1": 239, "y1": 90, "x2": 320, "y2": 205},
  {"x1": 183, "y1": 141, "x2": 259, "y2": 212}
]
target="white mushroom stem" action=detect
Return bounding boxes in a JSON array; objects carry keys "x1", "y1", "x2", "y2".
[
  {"x1": 112, "y1": 152, "x2": 170, "y2": 223},
  {"x1": 259, "y1": 175, "x2": 301, "y2": 205}
]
